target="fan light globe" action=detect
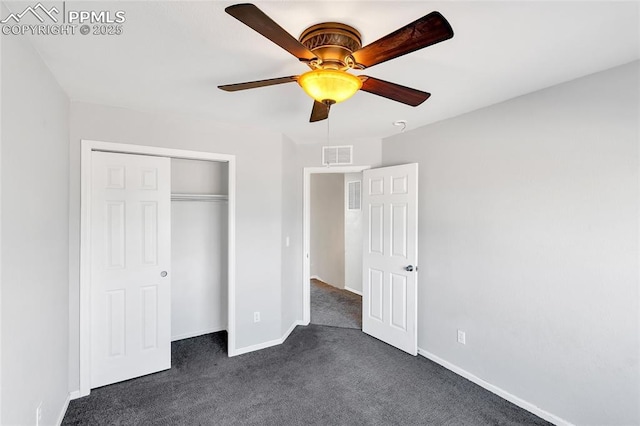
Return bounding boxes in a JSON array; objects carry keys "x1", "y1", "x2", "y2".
[{"x1": 298, "y1": 69, "x2": 362, "y2": 104}]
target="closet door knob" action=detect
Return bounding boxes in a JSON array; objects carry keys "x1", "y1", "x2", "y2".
[{"x1": 160, "y1": 271, "x2": 168, "y2": 277}]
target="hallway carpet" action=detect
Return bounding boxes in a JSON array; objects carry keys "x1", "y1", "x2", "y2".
[
  {"x1": 63, "y1": 326, "x2": 551, "y2": 425},
  {"x1": 310, "y1": 279, "x2": 362, "y2": 329}
]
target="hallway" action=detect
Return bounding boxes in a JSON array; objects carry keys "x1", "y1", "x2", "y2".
[{"x1": 310, "y1": 279, "x2": 362, "y2": 329}]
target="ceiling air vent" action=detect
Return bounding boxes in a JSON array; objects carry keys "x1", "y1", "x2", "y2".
[
  {"x1": 347, "y1": 180, "x2": 361, "y2": 211},
  {"x1": 322, "y1": 145, "x2": 353, "y2": 166}
]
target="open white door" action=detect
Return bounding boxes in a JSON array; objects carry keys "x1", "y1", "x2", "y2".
[
  {"x1": 362, "y1": 163, "x2": 418, "y2": 355},
  {"x1": 90, "y1": 151, "x2": 171, "y2": 388}
]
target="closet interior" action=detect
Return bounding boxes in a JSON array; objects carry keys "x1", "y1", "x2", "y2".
[{"x1": 170, "y1": 158, "x2": 228, "y2": 341}]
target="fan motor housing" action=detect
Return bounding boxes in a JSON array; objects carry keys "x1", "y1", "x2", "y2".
[{"x1": 299, "y1": 22, "x2": 362, "y2": 70}]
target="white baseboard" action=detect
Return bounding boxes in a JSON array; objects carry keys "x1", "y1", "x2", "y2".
[
  {"x1": 233, "y1": 320, "x2": 304, "y2": 356},
  {"x1": 417, "y1": 348, "x2": 573, "y2": 426},
  {"x1": 69, "y1": 390, "x2": 81, "y2": 400},
  {"x1": 233, "y1": 336, "x2": 283, "y2": 356},
  {"x1": 311, "y1": 276, "x2": 346, "y2": 291},
  {"x1": 56, "y1": 393, "x2": 71, "y2": 426},
  {"x1": 344, "y1": 286, "x2": 362, "y2": 296},
  {"x1": 281, "y1": 319, "x2": 302, "y2": 341},
  {"x1": 171, "y1": 326, "x2": 226, "y2": 342}
]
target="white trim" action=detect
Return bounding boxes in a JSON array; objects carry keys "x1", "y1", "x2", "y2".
[
  {"x1": 417, "y1": 348, "x2": 574, "y2": 426},
  {"x1": 84, "y1": 140, "x2": 235, "y2": 162},
  {"x1": 69, "y1": 390, "x2": 81, "y2": 400},
  {"x1": 281, "y1": 320, "x2": 302, "y2": 342},
  {"x1": 312, "y1": 275, "x2": 359, "y2": 295},
  {"x1": 171, "y1": 327, "x2": 226, "y2": 342},
  {"x1": 233, "y1": 337, "x2": 284, "y2": 356},
  {"x1": 79, "y1": 139, "x2": 237, "y2": 395},
  {"x1": 227, "y1": 159, "x2": 237, "y2": 356},
  {"x1": 56, "y1": 394, "x2": 71, "y2": 426},
  {"x1": 344, "y1": 286, "x2": 363, "y2": 296},
  {"x1": 303, "y1": 166, "x2": 371, "y2": 324},
  {"x1": 234, "y1": 320, "x2": 304, "y2": 356}
]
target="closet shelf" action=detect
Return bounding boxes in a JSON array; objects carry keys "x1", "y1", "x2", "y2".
[{"x1": 171, "y1": 193, "x2": 228, "y2": 202}]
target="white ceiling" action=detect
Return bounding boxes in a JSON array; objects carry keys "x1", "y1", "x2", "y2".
[{"x1": 14, "y1": 1, "x2": 640, "y2": 144}]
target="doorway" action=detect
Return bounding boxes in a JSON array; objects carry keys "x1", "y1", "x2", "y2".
[
  {"x1": 303, "y1": 163, "x2": 420, "y2": 356},
  {"x1": 79, "y1": 140, "x2": 237, "y2": 397},
  {"x1": 309, "y1": 173, "x2": 363, "y2": 329},
  {"x1": 302, "y1": 166, "x2": 370, "y2": 326}
]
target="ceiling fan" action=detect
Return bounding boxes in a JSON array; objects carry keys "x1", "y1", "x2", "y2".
[{"x1": 218, "y1": 3, "x2": 454, "y2": 123}]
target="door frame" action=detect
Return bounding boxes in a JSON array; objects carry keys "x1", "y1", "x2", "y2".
[
  {"x1": 302, "y1": 165, "x2": 370, "y2": 324},
  {"x1": 79, "y1": 139, "x2": 236, "y2": 397}
]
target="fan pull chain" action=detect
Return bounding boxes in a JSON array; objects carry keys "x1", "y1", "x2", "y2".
[
  {"x1": 327, "y1": 107, "x2": 330, "y2": 143},
  {"x1": 326, "y1": 104, "x2": 332, "y2": 167}
]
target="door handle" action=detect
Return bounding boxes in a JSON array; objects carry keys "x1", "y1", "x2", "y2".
[
  {"x1": 405, "y1": 265, "x2": 414, "y2": 272},
  {"x1": 160, "y1": 271, "x2": 168, "y2": 277}
]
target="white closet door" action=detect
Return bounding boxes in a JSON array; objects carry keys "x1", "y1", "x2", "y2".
[{"x1": 90, "y1": 151, "x2": 171, "y2": 388}]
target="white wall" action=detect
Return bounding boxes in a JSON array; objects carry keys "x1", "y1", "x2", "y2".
[
  {"x1": 311, "y1": 174, "x2": 345, "y2": 288},
  {"x1": 1, "y1": 26, "x2": 70, "y2": 425},
  {"x1": 171, "y1": 158, "x2": 228, "y2": 195},
  {"x1": 68, "y1": 102, "x2": 283, "y2": 392},
  {"x1": 381, "y1": 61, "x2": 640, "y2": 426},
  {"x1": 344, "y1": 172, "x2": 363, "y2": 293},
  {"x1": 171, "y1": 159, "x2": 227, "y2": 341},
  {"x1": 280, "y1": 136, "x2": 303, "y2": 333}
]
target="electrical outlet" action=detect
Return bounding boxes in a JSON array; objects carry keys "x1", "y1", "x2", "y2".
[
  {"x1": 36, "y1": 402, "x2": 42, "y2": 426},
  {"x1": 254, "y1": 311, "x2": 261, "y2": 323},
  {"x1": 457, "y1": 329, "x2": 466, "y2": 345}
]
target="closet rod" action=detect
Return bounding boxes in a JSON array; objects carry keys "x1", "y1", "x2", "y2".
[{"x1": 171, "y1": 193, "x2": 228, "y2": 202}]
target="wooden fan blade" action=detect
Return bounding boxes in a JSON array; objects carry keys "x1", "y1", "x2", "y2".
[
  {"x1": 225, "y1": 4, "x2": 316, "y2": 61},
  {"x1": 352, "y1": 11, "x2": 453, "y2": 69},
  {"x1": 360, "y1": 76, "x2": 431, "y2": 106},
  {"x1": 218, "y1": 76, "x2": 298, "y2": 92},
  {"x1": 310, "y1": 100, "x2": 330, "y2": 122}
]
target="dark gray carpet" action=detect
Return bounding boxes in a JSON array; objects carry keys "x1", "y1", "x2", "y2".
[
  {"x1": 310, "y1": 279, "x2": 362, "y2": 329},
  {"x1": 63, "y1": 326, "x2": 551, "y2": 426}
]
